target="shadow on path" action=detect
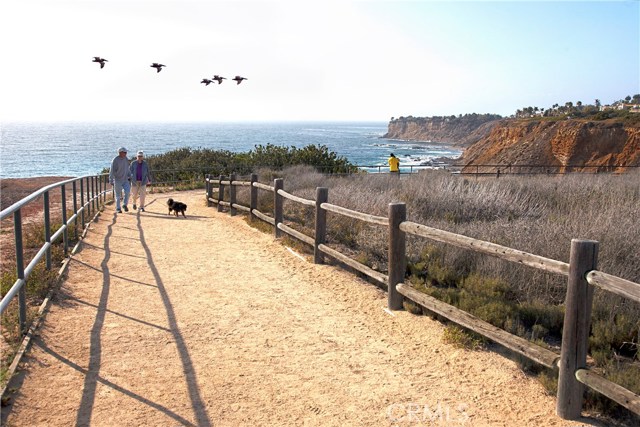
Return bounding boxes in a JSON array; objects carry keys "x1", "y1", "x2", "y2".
[
  {"x1": 36, "y1": 339, "x2": 197, "y2": 427},
  {"x1": 137, "y1": 214, "x2": 212, "y2": 427},
  {"x1": 75, "y1": 212, "x2": 115, "y2": 426}
]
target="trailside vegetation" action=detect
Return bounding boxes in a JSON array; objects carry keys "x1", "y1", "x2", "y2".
[
  {"x1": 249, "y1": 166, "x2": 639, "y2": 422},
  {"x1": 143, "y1": 143, "x2": 357, "y2": 183},
  {"x1": 513, "y1": 94, "x2": 640, "y2": 125},
  {"x1": 389, "y1": 113, "x2": 503, "y2": 126}
]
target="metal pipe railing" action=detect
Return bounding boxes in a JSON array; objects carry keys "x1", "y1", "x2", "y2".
[{"x1": 0, "y1": 174, "x2": 112, "y2": 323}]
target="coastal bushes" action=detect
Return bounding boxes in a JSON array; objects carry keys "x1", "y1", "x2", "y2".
[{"x1": 140, "y1": 143, "x2": 356, "y2": 185}]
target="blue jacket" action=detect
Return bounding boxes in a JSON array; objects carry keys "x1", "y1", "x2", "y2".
[{"x1": 129, "y1": 160, "x2": 152, "y2": 184}]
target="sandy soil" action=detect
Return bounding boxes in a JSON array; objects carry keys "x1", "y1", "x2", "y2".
[{"x1": 1, "y1": 189, "x2": 604, "y2": 426}]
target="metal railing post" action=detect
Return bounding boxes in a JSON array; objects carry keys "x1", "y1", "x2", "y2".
[
  {"x1": 87, "y1": 176, "x2": 96, "y2": 216},
  {"x1": 98, "y1": 175, "x2": 102, "y2": 206},
  {"x1": 314, "y1": 187, "x2": 328, "y2": 264},
  {"x1": 388, "y1": 203, "x2": 406, "y2": 310},
  {"x1": 557, "y1": 239, "x2": 598, "y2": 420},
  {"x1": 44, "y1": 191, "x2": 52, "y2": 270},
  {"x1": 61, "y1": 184, "x2": 68, "y2": 256},
  {"x1": 103, "y1": 175, "x2": 107, "y2": 204},
  {"x1": 14, "y1": 209, "x2": 27, "y2": 335},
  {"x1": 89, "y1": 176, "x2": 94, "y2": 214},
  {"x1": 274, "y1": 178, "x2": 283, "y2": 238},
  {"x1": 73, "y1": 180, "x2": 78, "y2": 241},
  {"x1": 92, "y1": 176, "x2": 97, "y2": 212},
  {"x1": 84, "y1": 177, "x2": 90, "y2": 219},
  {"x1": 80, "y1": 178, "x2": 85, "y2": 230}
]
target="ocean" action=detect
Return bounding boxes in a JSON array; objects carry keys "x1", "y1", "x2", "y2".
[{"x1": 0, "y1": 122, "x2": 462, "y2": 178}]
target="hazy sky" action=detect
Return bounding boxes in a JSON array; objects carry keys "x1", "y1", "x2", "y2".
[{"x1": 1, "y1": 0, "x2": 638, "y2": 122}]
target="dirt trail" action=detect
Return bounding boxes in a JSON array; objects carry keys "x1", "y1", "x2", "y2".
[{"x1": 2, "y1": 190, "x2": 592, "y2": 426}]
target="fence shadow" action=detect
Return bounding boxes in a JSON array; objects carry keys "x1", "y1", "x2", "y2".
[
  {"x1": 75, "y1": 211, "x2": 116, "y2": 425},
  {"x1": 136, "y1": 213, "x2": 212, "y2": 427}
]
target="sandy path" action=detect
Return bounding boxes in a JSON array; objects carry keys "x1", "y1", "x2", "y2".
[{"x1": 2, "y1": 190, "x2": 582, "y2": 426}]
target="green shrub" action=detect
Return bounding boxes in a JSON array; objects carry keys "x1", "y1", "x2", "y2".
[
  {"x1": 442, "y1": 325, "x2": 484, "y2": 350},
  {"x1": 517, "y1": 302, "x2": 564, "y2": 338},
  {"x1": 142, "y1": 144, "x2": 356, "y2": 185},
  {"x1": 537, "y1": 369, "x2": 558, "y2": 395}
]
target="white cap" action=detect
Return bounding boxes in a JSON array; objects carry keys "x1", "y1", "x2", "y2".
[
  {"x1": 117, "y1": 146, "x2": 127, "y2": 153},
  {"x1": 136, "y1": 151, "x2": 144, "y2": 157}
]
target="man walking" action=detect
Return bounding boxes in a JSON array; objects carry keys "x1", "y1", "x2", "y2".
[
  {"x1": 130, "y1": 150, "x2": 152, "y2": 212},
  {"x1": 109, "y1": 147, "x2": 132, "y2": 213}
]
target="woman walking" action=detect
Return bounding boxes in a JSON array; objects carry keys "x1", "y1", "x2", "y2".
[{"x1": 130, "y1": 151, "x2": 152, "y2": 212}]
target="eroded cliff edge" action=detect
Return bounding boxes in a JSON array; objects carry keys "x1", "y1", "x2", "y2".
[
  {"x1": 384, "y1": 115, "x2": 501, "y2": 147},
  {"x1": 385, "y1": 116, "x2": 640, "y2": 171}
]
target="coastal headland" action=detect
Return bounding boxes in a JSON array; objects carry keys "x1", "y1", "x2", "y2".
[{"x1": 385, "y1": 115, "x2": 640, "y2": 172}]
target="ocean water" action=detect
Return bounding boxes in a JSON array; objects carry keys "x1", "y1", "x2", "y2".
[{"x1": 0, "y1": 122, "x2": 462, "y2": 178}]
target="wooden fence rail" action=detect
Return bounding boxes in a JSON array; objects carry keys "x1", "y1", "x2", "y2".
[{"x1": 203, "y1": 173, "x2": 640, "y2": 420}]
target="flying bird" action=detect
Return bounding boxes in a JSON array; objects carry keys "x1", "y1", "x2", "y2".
[
  {"x1": 232, "y1": 75, "x2": 247, "y2": 85},
  {"x1": 150, "y1": 63, "x2": 166, "y2": 73},
  {"x1": 92, "y1": 57, "x2": 108, "y2": 69},
  {"x1": 212, "y1": 75, "x2": 226, "y2": 84},
  {"x1": 201, "y1": 78, "x2": 213, "y2": 86}
]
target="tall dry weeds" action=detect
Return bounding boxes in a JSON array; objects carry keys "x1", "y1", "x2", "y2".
[{"x1": 278, "y1": 166, "x2": 640, "y2": 353}]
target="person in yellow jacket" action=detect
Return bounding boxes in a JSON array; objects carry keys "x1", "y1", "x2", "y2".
[{"x1": 388, "y1": 153, "x2": 400, "y2": 174}]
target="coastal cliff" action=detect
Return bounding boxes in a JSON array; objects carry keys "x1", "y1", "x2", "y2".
[
  {"x1": 384, "y1": 115, "x2": 640, "y2": 171},
  {"x1": 461, "y1": 119, "x2": 640, "y2": 172},
  {"x1": 384, "y1": 115, "x2": 502, "y2": 147}
]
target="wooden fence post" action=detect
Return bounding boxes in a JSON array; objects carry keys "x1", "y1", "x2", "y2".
[
  {"x1": 557, "y1": 239, "x2": 598, "y2": 420},
  {"x1": 229, "y1": 174, "x2": 237, "y2": 216},
  {"x1": 314, "y1": 187, "x2": 328, "y2": 264},
  {"x1": 206, "y1": 174, "x2": 211, "y2": 207},
  {"x1": 218, "y1": 175, "x2": 225, "y2": 213},
  {"x1": 274, "y1": 178, "x2": 283, "y2": 238},
  {"x1": 250, "y1": 173, "x2": 258, "y2": 223},
  {"x1": 388, "y1": 203, "x2": 406, "y2": 310}
]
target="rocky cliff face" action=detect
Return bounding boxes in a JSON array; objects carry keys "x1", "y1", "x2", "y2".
[
  {"x1": 384, "y1": 116, "x2": 501, "y2": 147},
  {"x1": 384, "y1": 116, "x2": 640, "y2": 172},
  {"x1": 461, "y1": 119, "x2": 640, "y2": 172}
]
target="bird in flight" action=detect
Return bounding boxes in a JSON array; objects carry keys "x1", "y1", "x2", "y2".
[
  {"x1": 232, "y1": 76, "x2": 247, "y2": 85},
  {"x1": 212, "y1": 75, "x2": 226, "y2": 84},
  {"x1": 150, "y1": 63, "x2": 166, "y2": 73},
  {"x1": 92, "y1": 57, "x2": 108, "y2": 69},
  {"x1": 201, "y1": 78, "x2": 213, "y2": 86}
]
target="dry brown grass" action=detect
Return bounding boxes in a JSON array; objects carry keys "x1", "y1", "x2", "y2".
[{"x1": 272, "y1": 166, "x2": 640, "y2": 417}]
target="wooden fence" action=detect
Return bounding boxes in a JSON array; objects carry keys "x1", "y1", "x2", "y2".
[{"x1": 205, "y1": 173, "x2": 640, "y2": 421}]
